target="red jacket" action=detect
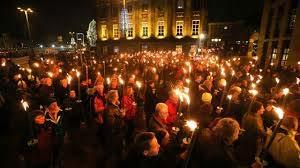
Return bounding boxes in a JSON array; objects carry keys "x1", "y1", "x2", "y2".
[
  {"x1": 165, "y1": 99, "x2": 179, "y2": 124},
  {"x1": 94, "y1": 94, "x2": 105, "y2": 113},
  {"x1": 122, "y1": 95, "x2": 137, "y2": 121}
]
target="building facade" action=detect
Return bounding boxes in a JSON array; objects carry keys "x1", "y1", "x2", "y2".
[
  {"x1": 257, "y1": 0, "x2": 300, "y2": 67},
  {"x1": 96, "y1": 0, "x2": 207, "y2": 55},
  {"x1": 208, "y1": 21, "x2": 249, "y2": 56}
]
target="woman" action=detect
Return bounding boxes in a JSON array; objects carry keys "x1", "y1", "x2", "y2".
[
  {"x1": 237, "y1": 101, "x2": 267, "y2": 165},
  {"x1": 94, "y1": 84, "x2": 106, "y2": 130},
  {"x1": 122, "y1": 85, "x2": 137, "y2": 141}
]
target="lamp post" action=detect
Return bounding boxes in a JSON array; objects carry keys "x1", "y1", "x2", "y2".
[{"x1": 17, "y1": 7, "x2": 33, "y2": 41}]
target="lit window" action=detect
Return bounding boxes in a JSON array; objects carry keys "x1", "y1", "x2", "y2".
[
  {"x1": 176, "y1": 21, "x2": 183, "y2": 36},
  {"x1": 158, "y1": 21, "x2": 164, "y2": 37},
  {"x1": 177, "y1": 0, "x2": 184, "y2": 9},
  {"x1": 127, "y1": 23, "x2": 133, "y2": 38},
  {"x1": 142, "y1": 22, "x2": 148, "y2": 37},
  {"x1": 224, "y1": 26, "x2": 228, "y2": 30},
  {"x1": 113, "y1": 24, "x2": 119, "y2": 39},
  {"x1": 271, "y1": 48, "x2": 277, "y2": 63},
  {"x1": 192, "y1": 20, "x2": 200, "y2": 35},
  {"x1": 281, "y1": 48, "x2": 289, "y2": 66},
  {"x1": 101, "y1": 25, "x2": 108, "y2": 39}
]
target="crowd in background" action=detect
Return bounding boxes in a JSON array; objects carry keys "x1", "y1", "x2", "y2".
[{"x1": 0, "y1": 51, "x2": 299, "y2": 168}]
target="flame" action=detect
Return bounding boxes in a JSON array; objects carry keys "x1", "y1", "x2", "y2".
[
  {"x1": 186, "y1": 120, "x2": 197, "y2": 131},
  {"x1": 21, "y1": 99, "x2": 29, "y2": 111},
  {"x1": 273, "y1": 106, "x2": 284, "y2": 119},
  {"x1": 282, "y1": 88, "x2": 289, "y2": 96}
]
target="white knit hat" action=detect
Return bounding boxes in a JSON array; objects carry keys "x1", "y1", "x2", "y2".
[{"x1": 202, "y1": 92, "x2": 212, "y2": 103}]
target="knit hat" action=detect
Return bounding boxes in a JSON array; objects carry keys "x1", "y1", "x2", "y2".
[
  {"x1": 32, "y1": 110, "x2": 44, "y2": 119},
  {"x1": 219, "y1": 79, "x2": 227, "y2": 86},
  {"x1": 45, "y1": 98, "x2": 57, "y2": 107},
  {"x1": 202, "y1": 92, "x2": 212, "y2": 103}
]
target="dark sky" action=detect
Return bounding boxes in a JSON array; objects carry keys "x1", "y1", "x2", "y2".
[{"x1": 0, "y1": 0, "x2": 263, "y2": 43}]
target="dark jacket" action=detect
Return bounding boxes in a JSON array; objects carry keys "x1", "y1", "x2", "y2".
[
  {"x1": 148, "y1": 115, "x2": 167, "y2": 133},
  {"x1": 190, "y1": 128, "x2": 238, "y2": 168}
]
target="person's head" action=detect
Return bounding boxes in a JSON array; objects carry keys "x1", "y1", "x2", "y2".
[
  {"x1": 148, "y1": 81, "x2": 155, "y2": 88},
  {"x1": 251, "y1": 101, "x2": 264, "y2": 115},
  {"x1": 265, "y1": 99, "x2": 277, "y2": 112},
  {"x1": 61, "y1": 79, "x2": 68, "y2": 88},
  {"x1": 110, "y1": 78, "x2": 118, "y2": 89},
  {"x1": 213, "y1": 118, "x2": 240, "y2": 145},
  {"x1": 229, "y1": 86, "x2": 242, "y2": 101},
  {"x1": 203, "y1": 80, "x2": 212, "y2": 90},
  {"x1": 95, "y1": 83, "x2": 104, "y2": 94},
  {"x1": 168, "y1": 91, "x2": 179, "y2": 103},
  {"x1": 69, "y1": 90, "x2": 76, "y2": 98},
  {"x1": 125, "y1": 85, "x2": 134, "y2": 96},
  {"x1": 202, "y1": 92, "x2": 212, "y2": 104},
  {"x1": 107, "y1": 90, "x2": 119, "y2": 105},
  {"x1": 282, "y1": 116, "x2": 298, "y2": 132},
  {"x1": 218, "y1": 79, "x2": 227, "y2": 89},
  {"x1": 134, "y1": 132, "x2": 160, "y2": 157},
  {"x1": 46, "y1": 98, "x2": 60, "y2": 114},
  {"x1": 32, "y1": 110, "x2": 45, "y2": 125},
  {"x1": 155, "y1": 103, "x2": 168, "y2": 120},
  {"x1": 45, "y1": 78, "x2": 52, "y2": 86},
  {"x1": 155, "y1": 129, "x2": 170, "y2": 148}
]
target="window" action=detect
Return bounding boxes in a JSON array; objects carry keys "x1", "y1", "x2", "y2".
[
  {"x1": 114, "y1": 46, "x2": 119, "y2": 53},
  {"x1": 142, "y1": 22, "x2": 148, "y2": 37},
  {"x1": 127, "y1": 23, "x2": 133, "y2": 38},
  {"x1": 271, "y1": 48, "x2": 277, "y2": 63},
  {"x1": 176, "y1": 21, "x2": 183, "y2": 36},
  {"x1": 176, "y1": 45, "x2": 182, "y2": 53},
  {"x1": 142, "y1": 0, "x2": 149, "y2": 11},
  {"x1": 101, "y1": 25, "x2": 108, "y2": 39},
  {"x1": 177, "y1": 0, "x2": 184, "y2": 9},
  {"x1": 281, "y1": 48, "x2": 289, "y2": 66},
  {"x1": 192, "y1": 20, "x2": 200, "y2": 35},
  {"x1": 113, "y1": 24, "x2": 119, "y2": 39},
  {"x1": 158, "y1": 21, "x2": 164, "y2": 37}
]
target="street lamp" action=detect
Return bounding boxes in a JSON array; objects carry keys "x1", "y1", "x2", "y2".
[{"x1": 17, "y1": 7, "x2": 33, "y2": 41}]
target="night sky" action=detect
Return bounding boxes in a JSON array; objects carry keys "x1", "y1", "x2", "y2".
[{"x1": 0, "y1": 0, "x2": 263, "y2": 43}]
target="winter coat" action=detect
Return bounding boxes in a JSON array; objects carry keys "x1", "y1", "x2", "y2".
[
  {"x1": 165, "y1": 99, "x2": 178, "y2": 125},
  {"x1": 148, "y1": 115, "x2": 168, "y2": 133},
  {"x1": 268, "y1": 130, "x2": 300, "y2": 168},
  {"x1": 122, "y1": 95, "x2": 137, "y2": 121},
  {"x1": 93, "y1": 93, "x2": 105, "y2": 124},
  {"x1": 190, "y1": 128, "x2": 238, "y2": 168}
]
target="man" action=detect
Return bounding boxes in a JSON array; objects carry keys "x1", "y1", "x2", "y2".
[
  {"x1": 44, "y1": 98, "x2": 64, "y2": 168},
  {"x1": 103, "y1": 90, "x2": 126, "y2": 161},
  {"x1": 55, "y1": 78, "x2": 69, "y2": 105},
  {"x1": 268, "y1": 116, "x2": 300, "y2": 168},
  {"x1": 125, "y1": 132, "x2": 161, "y2": 168},
  {"x1": 148, "y1": 103, "x2": 169, "y2": 133}
]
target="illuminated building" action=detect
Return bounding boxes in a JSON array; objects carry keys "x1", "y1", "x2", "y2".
[
  {"x1": 96, "y1": 0, "x2": 207, "y2": 55},
  {"x1": 257, "y1": 0, "x2": 300, "y2": 67}
]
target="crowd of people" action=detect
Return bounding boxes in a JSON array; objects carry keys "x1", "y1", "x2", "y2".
[{"x1": 0, "y1": 51, "x2": 299, "y2": 168}]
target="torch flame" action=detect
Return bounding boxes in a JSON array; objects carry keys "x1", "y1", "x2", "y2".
[
  {"x1": 272, "y1": 106, "x2": 284, "y2": 119},
  {"x1": 186, "y1": 120, "x2": 197, "y2": 131}
]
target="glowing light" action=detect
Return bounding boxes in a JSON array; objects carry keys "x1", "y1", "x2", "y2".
[
  {"x1": 1, "y1": 61, "x2": 6, "y2": 67},
  {"x1": 282, "y1": 88, "x2": 289, "y2": 96},
  {"x1": 249, "y1": 89, "x2": 258, "y2": 96},
  {"x1": 185, "y1": 79, "x2": 191, "y2": 84},
  {"x1": 297, "y1": 77, "x2": 300, "y2": 85},
  {"x1": 186, "y1": 120, "x2": 197, "y2": 131},
  {"x1": 76, "y1": 70, "x2": 80, "y2": 77},
  {"x1": 67, "y1": 74, "x2": 72, "y2": 85},
  {"x1": 33, "y1": 62, "x2": 39, "y2": 67},
  {"x1": 47, "y1": 72, "x2": 53, "y2": 78},
  {"x1": 273, "y1": 106, "x2": 284, "y2": 119},
  {"x1": 21, "y1": 99, "x2": 29, "y2": 111},
  {"x1": 136, "y1": 81, "x2": 142, "y2": 88},
  {"x1": 227, "y1": 95, "x2": 232, "y2": 100},
  {"x1": 106, "y1": 78, "x2": 111, "y2": 84},
  {"x1": 275, "y1": 77, "x2": 280, "y2": 84}
]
